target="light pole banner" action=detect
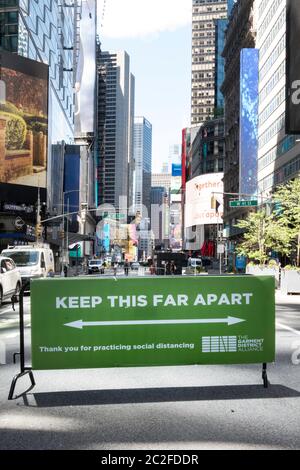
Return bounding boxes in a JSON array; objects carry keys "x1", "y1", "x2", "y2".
[{"x1": 31, "y1": 276, "x2": 275, "y2": 370}]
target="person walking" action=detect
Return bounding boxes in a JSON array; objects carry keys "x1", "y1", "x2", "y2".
[
  {"x1": 113, "y1": 262, "x2": 118, "y2": 277},
  {"x1": 166, "y1": 261, "x2": 171, "y2": 275},
  {"x1": 171, "y1": 261, "x2": 176, "y2": 275},
  {"x1": 124, "y1": 260, "x2": 129, "y2": 277}
]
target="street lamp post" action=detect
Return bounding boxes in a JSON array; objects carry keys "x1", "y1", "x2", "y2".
[{"x1": 60, "y1": 189, "x2": 87, "y2": 277}]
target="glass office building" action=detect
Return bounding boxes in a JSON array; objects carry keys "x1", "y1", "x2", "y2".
[
  {"x1": 134, "y1": 117, "x2": 152, "y2": 218},
  {"x1": 215, "y1": 18, "x2": 227, "y2": 110},
  {"x1": 0, "y1": 0, "x2": 79, "y2": 208},
  {"x1": 191, "y1": 0, "x2": 228, "y2": 126},
  {"x1": 0, "y1": 0, "x2": 77, "y2": 142}
]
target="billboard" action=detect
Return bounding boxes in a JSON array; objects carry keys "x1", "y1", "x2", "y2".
[
  {"x1": 0, "y1": 51, "x2": 48, "y2": 188},
  {"x1": 286, "y1": 0, "x2": 300, "y2": 134},
  {"x1": 239, "y1": 49, "x2": 259, "y2": 197},
  {"x1": 185, "y1": 173, "x2": 224, "y2": 228},
  {"x1": 64, "y1": 146, "x2": 81, "y2": 232},
  {"x1": 172, "y1": 164, "x2": 182, "y2": 177},
  {"x1": 75, "y1": 0, "x2": 97, "y2": 135},
  {"x1": 31, "y1": 276, "x2": 275, "y2": 370}
]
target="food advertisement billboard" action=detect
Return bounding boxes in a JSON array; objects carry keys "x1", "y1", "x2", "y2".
[{"x1": 0, "y1": 51, "x2": 48, "y2": 188}]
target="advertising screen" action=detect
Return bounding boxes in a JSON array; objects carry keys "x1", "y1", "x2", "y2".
[
  {"x1": 239, "y1": 49, "x2": 259, "y2": 197},
  {"x1": 75, "y1": 0, "x2": 96, "y2": 135},
  {"x1": 172, "y1": 164, "x2": 182, "y2": 177},
  {"x1": 185, "y1": 173, "x2": 224, "y2": 228},
  {"x1": 0, "y1": 51, "x2": 48, "y2": 188},
  {"x1": 170, "y1": 176, "x2": 182, "y2": 203}
]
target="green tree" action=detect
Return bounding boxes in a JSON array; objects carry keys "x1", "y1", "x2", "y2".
[
  {"x1": 235, "y1": 210, "x2": 292, "y2": 264},
  {"x1": 272, "y1": 177, "x2": 300, "y2": 266},
  {"x1": 235, "y1": 210, "x2": 272, "y2": 264}
]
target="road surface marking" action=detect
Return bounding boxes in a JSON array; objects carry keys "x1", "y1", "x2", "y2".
[{"x1": 276, "y1": 322, "x2": 300, "y2": 337}]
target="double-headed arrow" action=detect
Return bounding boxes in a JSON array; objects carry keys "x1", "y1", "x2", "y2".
[{"x1": 64, "y1": 316, "x2": 246, "y2": 330}]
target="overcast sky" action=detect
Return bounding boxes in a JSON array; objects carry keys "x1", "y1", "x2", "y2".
[{"x1": 97, "y1": 0, "x2": 192, "y2": 172}]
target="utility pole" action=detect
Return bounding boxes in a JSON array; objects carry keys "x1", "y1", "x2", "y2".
[{"x1": 35, "y1": 187, "x2": 43, "y2": 243}]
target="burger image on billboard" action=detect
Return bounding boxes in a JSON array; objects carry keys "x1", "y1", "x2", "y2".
[{"x1": 0, "y1": 51, "x2": 48, "y2": 188}]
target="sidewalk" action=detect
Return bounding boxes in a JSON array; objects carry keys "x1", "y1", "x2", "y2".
[{"x1": 275, "y1": 290, "x2": 300, "y2": 304}]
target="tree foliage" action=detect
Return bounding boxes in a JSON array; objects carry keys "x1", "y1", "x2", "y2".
[
  {"x1": 272, "y1": 177, "x2": 300, "y2": 265},
  {"x1": 235, "y1": 211, "x2": 272, "y2": 264},
  {"x1": 235, "y1": 176, "x2": 300, "y2": 265}
]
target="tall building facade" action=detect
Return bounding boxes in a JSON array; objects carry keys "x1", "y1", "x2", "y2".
[
  {"x1": 257, "y1": 0, "x2": 300, "y2": 196},
  {"x1": 221, "y1": 0, "x2": 256, "y2": 242},
  {"x1": 133, "y1": 116, "x2": 152, "y2": 217},
  {"x1": 214, "y1": 18, "x2": 227, "y2": 111},
  {"x1": 0, "y1": 0, "x2": 79, "y2": 148},
  {"x1": 150, "y1": 187, "x2": 169, "y2": 248},
  {"x1": 168, "y1": 144, "x2": 181, "y2": 173},
  {"x1": 190, "y1": 117, "x2": 225, "y2": 179},
  {"x1": 191, "y1": 0, "x2": 228, "y2": 126},
  {"x1": 0, "y1": 1, "x2": 97, "y2": 260},
  {"x1": 128, "y1": 74, "x2": 136, "y2": 210},
  {"x1": 97, "y1": 50, "x2": 135, "y2": 211},
  {"x1": 151, "y1": 173, "x2": 172, "y2": 192}
]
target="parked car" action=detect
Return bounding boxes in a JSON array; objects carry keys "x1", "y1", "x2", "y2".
[
  {"x1": 131, "y1": 262, "x2": 140, "y2": 271},
  {"x1": 1, "y1": 245, "x2": 54, "y2": 285},
  {"x1": 0, "y1": 256, "x2": 22, "y2": 306},
  {"x1": 187, "y1": 257, "x2": 203, "y2": 268},
  {"x1": 88, "y1": 259, "x2": 104, "y2": 274}
]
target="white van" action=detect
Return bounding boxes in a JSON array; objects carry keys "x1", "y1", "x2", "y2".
[
  {"x1": 0, "y1": 256, "x2": 22, "y2": 306},
  {"x1": 188, "y1": 258, "x2": 203, "y2": 268},
  {"x1": 1, "y1": 244, "x2": 55, "y2": 284}
]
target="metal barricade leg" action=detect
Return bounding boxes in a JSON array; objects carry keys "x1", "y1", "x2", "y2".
[
  {"x1": 8, "y1": 282, "x2": 36, "y2": 400},
  {"x1": 262, "y1": 363, "x2": 269, "y2": 388}
]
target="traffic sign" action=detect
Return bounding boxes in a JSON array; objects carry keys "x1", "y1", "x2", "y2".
[
  {"x1": 30, "y1": 276, "x2": 275, "y2": 370},
  {"x1": 230, "y1": 200, "x2": 258, "y2": 208},
  {"x1": 15, "y1": 217, "x2": 25, "y2": 231},
  {"x1": 217, "y1": 244, "x2": 225, "y2": 255}
]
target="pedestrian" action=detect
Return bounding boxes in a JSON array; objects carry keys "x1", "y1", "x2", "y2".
[
  {"x1": 150, "y1": 264, "x2": 155, "y2": 275},
  {"x1": 113, "y1": 262, "x2": 118, "y2": 277},
  {"x1": 171, "y1": 261, "x2": 176, "y2": 275},
  {"x1": 166, "y1": 261, "x2": 171, "y2": 275},
  {"x1": 63, "y1": 264, "x2": 68, "y2": 278},
  {"x1": 124, "y1": 260, "x2": 129, "y2": 277}
]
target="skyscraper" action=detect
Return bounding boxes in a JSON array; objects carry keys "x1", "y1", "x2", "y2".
[
  {"x1": 97, "y1": 50, "x2": 135, "y2": 211},
  {"x1": 0, "y1": 1, "x2": 97, "y2": 259},
  {"x1": 0, "y1": 0, "x2": 79, "y2": 147},
  {"x1": 214, "y1": 18, "x2": 227, "y2": 111},
  {"x1": 133, "y1": 116, "x2": 152, "y2": 217},
  {"x1": 257, "y1": 0, "x2": 300, "y2": 196},
  {"x1": 191, "y1": 0, "x2": 228, "y2": 126},
  {"x1": 221, "y1": 0, "x2": 256, "y2": 249}
]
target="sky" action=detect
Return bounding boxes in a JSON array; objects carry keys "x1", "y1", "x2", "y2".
[{"x1": 96, "y1": 0, "x2": 192, "y2": 173}]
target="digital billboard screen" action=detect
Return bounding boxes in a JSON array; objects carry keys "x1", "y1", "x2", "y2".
[
  {"x1": 0, "y1": 51, "x2": 49, "y2": 188},
  {"x1": 75, "y1": 0, "x2": 96, "y2": 135},
  {"x1": 239, "y1": 48, "x2": 259, "y2": 197},
  {"x1": 286, "y1": 0, "x2": 300, "y2": 134},
  {"x1": 185, "y1": 173, "x2": 224, "y2": 228}
]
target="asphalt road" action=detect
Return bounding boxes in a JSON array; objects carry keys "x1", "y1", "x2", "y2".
[{"x1": 0, "y1": 289, "x2": 299, "y2": 450}]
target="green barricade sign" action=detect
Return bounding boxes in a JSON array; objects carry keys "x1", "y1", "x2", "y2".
[{"x1": 31, "y1": 276, "x2": 275, "y2": 370}]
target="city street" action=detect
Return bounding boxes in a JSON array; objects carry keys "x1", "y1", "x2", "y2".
[{"x1": 0, "y1": 287, "x2": 299, "y2": 450}]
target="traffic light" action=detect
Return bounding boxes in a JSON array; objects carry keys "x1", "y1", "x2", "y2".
[{"x1": 35, "y1": 223, "x2": 43, "y2": 239}]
